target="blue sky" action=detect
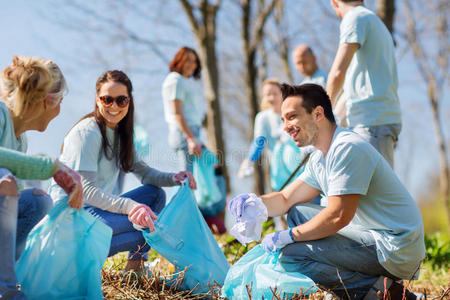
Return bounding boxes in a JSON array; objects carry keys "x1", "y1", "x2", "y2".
[{"x1": 0, "y1": 1, "x2": 448, "y2": 201}]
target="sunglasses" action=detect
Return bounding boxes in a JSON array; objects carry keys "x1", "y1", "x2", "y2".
[{"x1": 98, "y1": 95, "x2": 130, "y2": 108}]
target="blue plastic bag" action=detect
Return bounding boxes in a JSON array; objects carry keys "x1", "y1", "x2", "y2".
[
  {"x1": 16, "y1": 199, "x2": 112, "y2": 300},
  {"x1": 222, "y1": 245, "x2": 317, "y2": 299},
  {"x1": 143, "y1": 183, "x2": 229, "y2": 294},
  {"x1": 193, "y1": 149, "x2": 224, "y2": 216},
  {"x1": 270, "y1": 139, "x2": 306, "y2": 191}
]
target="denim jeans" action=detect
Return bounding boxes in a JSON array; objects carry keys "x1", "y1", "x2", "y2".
[
  {"x1": 350, "y1": 124, "x2": 401, "y2": 168},
  {"x1": 0, "y1": 170, "x2": 53, "y2": 300},
  {"x1": 85, "y1": 185, "x2": 166, "y2": 261},
  {"x1": 278, "y1": 203, "x2": 398, "y2": 300},
  {"x1": 168, "y1": 126, "x2": 201, "y2": 172}
]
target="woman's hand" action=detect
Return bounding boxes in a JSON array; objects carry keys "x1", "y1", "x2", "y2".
[
  {"x1": 187, "y1": 137, "x2": 202, "y2": 157},
  {"x1": 172, "y1": 170, "x2": 197, "y2": 190},
  {"x1": 128, "y1": 203, "x2": 158, "y2": 232},
  {"x1": 53, "y1": 159, "x2": 83, "y2": 210}
]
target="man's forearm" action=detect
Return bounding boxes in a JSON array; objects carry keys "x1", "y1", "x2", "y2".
[
  {"x1": 326, "y1": 70, "x2": 346, "y2": 106},
  {"x1": 261, "y1": 191, "x2": 292, "y2": 217}
]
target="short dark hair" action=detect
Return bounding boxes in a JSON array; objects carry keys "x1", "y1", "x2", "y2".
[
  {"x1": 281, "y1": 83, "x2": 336, "y2": 123},
  {"x1": 169, "y1": 46, "x2": 201, "y2": 79}
]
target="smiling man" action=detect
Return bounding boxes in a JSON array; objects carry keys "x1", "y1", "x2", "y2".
[{"x1": 228, "y1": 84, "x2": 425, "y2": 299}]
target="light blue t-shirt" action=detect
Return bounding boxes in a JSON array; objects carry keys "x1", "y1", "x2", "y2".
[
  {"x1": 340, "y1": 6, "x2": 401, "y2": 127},
  {"x1": 162, "y1": 72, "x2": 203, "y2": 129},
  {"x1": 49, "y1": 117, "x2": 120, "y2": 201},
  {"x1": 299, "y1": 127, "x2": 425, "y2": 279},
  {"x1": 300, "y1": 68, "x2": 327, "y2": 88},
  {"x1": 0, "y1": 101, "x2": 27, "y2": 153}
]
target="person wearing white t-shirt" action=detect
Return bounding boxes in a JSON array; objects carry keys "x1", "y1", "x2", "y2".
[
  {"x1": 326, "y1": 0, "x2": 401, "y2": 167},
  {"x1": 162, "y1": 47, "x2": 204, "y2": 172},
  {"x1": 228, "y1": 84, "x2": 424, "y2": 299},
  {"x1": 292, "y1": 44, "x2": 327, "y2": 88}
]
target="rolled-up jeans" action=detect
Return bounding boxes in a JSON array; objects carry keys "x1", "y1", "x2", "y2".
[
  {"x1": 0, "y1": 169, "x2": 53, "y2": 300},
  {"x1": 278, "y1": 203, "x2": 399, "y2": 300},
  {"x1": 168, "y1": 125, "x2": 201, "y2": 173},
  {"x1": 350, "y1": 124, "x2": 401, "y2": 168},
  {"x1": 85, "y1": 185, "x2": 166, "y2": 261}
]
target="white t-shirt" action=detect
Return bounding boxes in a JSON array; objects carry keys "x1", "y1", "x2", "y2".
[
  {"x1": 299, "y1": 127, "x2": 425, "y2": 279},
  {"x1": 340, "y1": 6, "x2": 401, "y2": 127},
  {"x1": 300, "y1": 68, "x2": 327, "y2": 89},
  {"x1": 162, "y1": 72, "x2": 203, "y2": 129}
]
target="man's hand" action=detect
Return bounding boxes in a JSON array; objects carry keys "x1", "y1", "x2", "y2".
[
  {"x1": 172, "y1": 170, "x2": 197, "y2": 189},
  {"x1": 261, "y1": 229, "x2": 294, "y2": 253},
  {"x1": 53, "y1": 160, "x2": 83, "y2": 210},
  {"x1": 128, "y1": 203, "x2": 158, "y2": 232}
]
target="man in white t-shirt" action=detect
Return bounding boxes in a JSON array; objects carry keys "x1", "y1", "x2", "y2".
[
  {"x1": 292, "y1": 45, "x2": 327, "y2": 88},
  {"x1": 326, "y1": 0, "x2": 401, "y2": 168},
  {"x1": 228, "y1": 84, "x2": 424, "y2": 299}
]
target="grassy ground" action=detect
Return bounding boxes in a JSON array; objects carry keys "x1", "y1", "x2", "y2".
[{"x1": 101, "y1": 219, "x2": 450, "y2": 299}]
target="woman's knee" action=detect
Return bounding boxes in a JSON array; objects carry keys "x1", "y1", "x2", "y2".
[{"x1": 151, "y1": 187, "x2": 166, "y2": 213}]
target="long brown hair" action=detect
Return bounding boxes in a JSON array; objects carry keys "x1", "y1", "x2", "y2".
[
  {"x1": 76, "y1": 70, "x2": 135, "y2": 172},
  {"x1": 169, "y1": 47, "x2": 201, "y2": 79}
]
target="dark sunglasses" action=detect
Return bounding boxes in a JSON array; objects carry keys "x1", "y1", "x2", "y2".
[{"x1": 98, "y1": 95, "x2": 130, "y2": 108}]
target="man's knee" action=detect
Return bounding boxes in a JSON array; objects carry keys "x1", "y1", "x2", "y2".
[{"x1": 0, "y1": 176, "x2": 19, "y2": 197}]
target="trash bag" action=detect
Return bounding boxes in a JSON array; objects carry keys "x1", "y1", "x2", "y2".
[
  {"x1": 134, "y1": 124, "x2": 150, "y2": 161},
  {"x1": 199, "y1": 169, "x2": 226, "y2": 217},
  {"x1": 16, "y1": 199, "x2": 112, "y2": 300},
  {"x1": 222, "y1": 245, "x2": 317, "y2": 299},
  {"x1": 270, "y1": 139, "x2": 306, "y2": 191},
  {"x1": 193, "y1": 149, "x2": 224, "y2": 216},
  {"x1": 143, "y1": 182, "x2": 229, "y2": 294}
]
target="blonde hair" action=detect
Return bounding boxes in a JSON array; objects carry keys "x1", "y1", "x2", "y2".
[
  {"x1": 0, "y1": 56, "x2": 67, "y2": 118},
  {"x1": 260, "y1": 78, "x2": 281, "y2": 110}
]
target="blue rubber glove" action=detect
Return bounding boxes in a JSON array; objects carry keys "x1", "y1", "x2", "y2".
[
  {"x1": 228, "y1": 193, "x2": 252, "y2": 220},
  {"x1": 261, "y1": 229, "x2": 294, "y2": 253}
]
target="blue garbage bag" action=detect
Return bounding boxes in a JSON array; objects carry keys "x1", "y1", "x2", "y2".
[
  {"x1": 16, "y1": 199, "x2": 112, "y2": 300},
  {"x1": 192, "y1": 149, "x2": 224, "y2": 216},
  {"x1": 222, "y1": 245, "x2": 317, "y2": 299},
  {"x1": 134, "y1": 124, "x2": 150, "y2": 161},
  {"x1": 143, "y1": 183, "x2": 229, "y2": 294},
  {"x1": 270, "y1": 139, "x2": 307, "y2": 191},
  {"x1": 200, "y1": 173, "x2": 226, "y2": 217}
]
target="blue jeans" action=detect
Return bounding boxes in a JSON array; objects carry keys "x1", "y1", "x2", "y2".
[
  {"x1": 279, "y1": 204, "x2": 398, "y2": 300},
  {"x1": 168, "y1": 125, "x2": 201, "y2": 172},
  {"x1": 0, "y1": 173, "x2": 53, "y2": 299},
  {"x1": 351, "y1": 124, "x2": 401, "y2": 168},
  {"x1": 85, "y1": 185, "x2": 166, "y2": 261}
]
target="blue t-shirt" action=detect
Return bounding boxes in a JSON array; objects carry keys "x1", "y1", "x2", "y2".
[
  {"x1": 340, "y1": 6, "x2": 401, "y2": 127},
  {"x1": 0, "y1": 101, "x2": 27, "y2": 153},
  {"x1": 300, "y1": 68, "x2": 327, "y2": 88},
  {"x1": 162, "y1": 72, "x2": 203, "y2": 129},
  {"x1": 299, "y1": 127, "x2": 425, "y2": 279}
]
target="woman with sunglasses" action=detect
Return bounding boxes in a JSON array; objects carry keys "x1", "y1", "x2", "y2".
[
  {"x1": 0, "y1": 56, "x2": 83, "y2": 299},
  {"x1": 49, "y1": 70, "x2": 196, "y2": 274},
  {"x1": 162, "y1": 46, "x2": 204, "y2": 172}
]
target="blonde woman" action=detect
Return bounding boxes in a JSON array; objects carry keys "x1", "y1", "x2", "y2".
[{"x1": 0, "y1": 56, "x2": 82, "y2": 299}]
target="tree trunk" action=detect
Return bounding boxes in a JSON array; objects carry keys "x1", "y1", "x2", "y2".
[{"x1": 377, "y1": 0, "x2": 395, "y2": 34}]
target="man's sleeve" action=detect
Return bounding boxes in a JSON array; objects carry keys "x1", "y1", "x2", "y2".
[
  {"x1": 339, "y1": 12, "x2": 368, "y2": 46},
  {"x1": 298, "y1": 156, "x2": 321, "y2": 191},
  {"x1": 327, "y1": 143, "x2": 378, "y2": 196}
]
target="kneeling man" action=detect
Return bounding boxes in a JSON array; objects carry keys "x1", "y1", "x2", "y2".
[{"x1": 229, "y1": 83, "x2": 424, "y2": 299}]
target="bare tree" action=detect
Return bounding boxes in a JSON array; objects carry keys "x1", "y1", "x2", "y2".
[
  {"x1": 240, "y1": 0, "x2": 278, "y2": 194},
  {"x1": 178, "y1": 0, "x2": 230, "y2": 190},
  {"x1": 402, "y1": 0, "x2": 450, "y2": 231}
]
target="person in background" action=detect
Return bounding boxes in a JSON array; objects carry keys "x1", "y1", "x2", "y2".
[
  {"x1": 49, "y1": 70, "x2": 196, "y2": 275},
  {"x1": 162, "y1": 46, "x2": 204, "y2": 172},
  {"x1": 326, "y1": 0, "x2": 401, "y2": 167},
  {"x1": 0, "y1": 56, "x2": 83, "y2": 299},
  {"x1": 237, "y1": 79, "x2": 315, "y2": 230},
  {"x1": 229, "y1": 84, "x2": 424, "y2": 299},
  {"x1": 292, "y1": 44, "x2": 327, "y2": 88}
]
